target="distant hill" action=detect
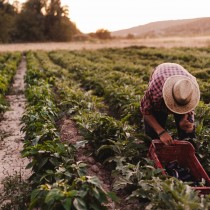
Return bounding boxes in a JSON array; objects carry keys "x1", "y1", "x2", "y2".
[{"x1": 111, "y1": 17, "x2": 210, "y2": 38}]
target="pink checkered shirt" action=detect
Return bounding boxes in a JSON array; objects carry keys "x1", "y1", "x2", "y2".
[{"x1": 140, "y1": 63, "x2": 196, "y2": 115}]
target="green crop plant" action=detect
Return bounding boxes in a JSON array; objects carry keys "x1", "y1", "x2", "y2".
[
  {"x1": 54, "y1": 78, "x2": 106, "y2": 115},
  {"x1": 17, "y1": 47, "x2": 210, "y2": 209},
  {"x1": 0, "y1": 94, "x2": 8, "y2": 114},
  {"x1": 25, "y1": 52, "x2": 45, "y2": 85},
  {"x1": 21, "y1": 92, "x2": 59, "y2": 145},
  {"x1": 74, "y1": 111, "x2": 130, "y2": 143},
  {"x1": 112, "y1": 160, "x2": 162, "y2": 192},
  {"x1": 33, "y1": 51, "x2": 108, "y2": 116},
  {"x1": 49, "y1": 50, "x2": 147, "y2": 129},
  {"x1": 198, "y1": 82, "x2": 210, "y2": 103},
  {"x1": 129, "y1": 177, "x2": 210, "y2": 210},
  {"x1": 191, "y1": 102, "x2": 210, "y2": 174},
  {"x1": 22, "y1": 140, "x2": 76, "y2": 184},
  {"x1": 29, "y1": 176, "x2": 116, "y2": 210},
  {"x1": 22, "y1": 51, "x2": 116, "y2": 209},
  {"x1": 0, "y1": 52, "x2": 21, "y2": 114}
]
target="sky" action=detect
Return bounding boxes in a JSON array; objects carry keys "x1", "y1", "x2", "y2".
[{"x1": 62, "y1": 0, "x2": 210, "y2": 33}]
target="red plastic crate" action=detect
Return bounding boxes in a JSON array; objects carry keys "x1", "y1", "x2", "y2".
[{"x1": 148, "y1": 140, "x2": 210, "y2": 194}]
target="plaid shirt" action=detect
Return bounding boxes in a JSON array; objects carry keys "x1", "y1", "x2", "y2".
[{"x1": 140, "y1": 63, "x2": 196, "y2": 115}]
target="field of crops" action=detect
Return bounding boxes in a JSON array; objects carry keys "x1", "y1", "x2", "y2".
[{"x1": 1, "y1": 47, "x2": 210, "y2": 209}]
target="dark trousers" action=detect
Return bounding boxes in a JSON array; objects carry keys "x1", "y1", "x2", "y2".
[{"x1": 144, "y1": 111, "x2": 195, "y2": 140}]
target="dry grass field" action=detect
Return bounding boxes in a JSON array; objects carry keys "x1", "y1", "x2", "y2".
[{"x1": 1, "y1": 36, "x2": 210, "y2": 52}]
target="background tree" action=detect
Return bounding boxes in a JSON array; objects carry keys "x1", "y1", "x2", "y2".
[
  {"x1": 95, "y1": 29, "x2": 111, "y2": 39},
  {"x1": 45, "y1": 0, "x2": 79, "y2": 41},
  {"x1": 88, "y1": 29, "x2": 112, "y2": 40},
  {"x1": 15, "y1": 0, "x2": 47, "y2": 42},
  {"x1": 0, "y1": 0, "x2": 80, "y2": 43},
  {"x1": 0, "y1": 0, "x2": 17, "y2": 43}
]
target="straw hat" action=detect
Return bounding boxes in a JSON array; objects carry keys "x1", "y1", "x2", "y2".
[{"x1": 162, "y1": 75, "x2": 200, "y2": 114}]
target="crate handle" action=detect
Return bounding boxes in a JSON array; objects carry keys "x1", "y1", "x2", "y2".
[{"x1": 151, "y1": 140, "x2": 183, "y2": 151}]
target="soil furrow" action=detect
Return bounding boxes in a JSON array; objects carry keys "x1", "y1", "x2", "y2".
[{"x1": 0, "y1": 56, "x2": 30, "y2": 191}]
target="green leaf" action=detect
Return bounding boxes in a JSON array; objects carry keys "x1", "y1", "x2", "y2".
[
  {"x1": 75, "y1": 140, "x2": 88, "y2": 149},
  {"x1": 25, "y1": 161, "x2": 35, "y2": 169},
  {"x1": 30, "y1": 188, "x2": 41, "y2": 200},
  {"x1": 107, "y1": 192, "x2": 118, "y2": 202},
  {"x1": 49, "y1": 157, "x2": 60, "y2": 166},
  {"x1": 45, "y1": 188, "x2": 63, "y2": 205},
  {"x1": 37, "y1": 157, "x2": 49, "y2": 171},
  {"x1": 68, "y1": 190, "x2": 78, "y2": 197},
  {"x1": 92, "y1": 187, "x2": 108, "y2": 203},
  {"x1": 77, "y1": 189, "x2": 88, "y2": 198},
  {"x1": 62, "y1": 197, "x2": 72, "y2": 210},
  {"x1": 73, "y1": 197, "x2": 88, "y2": 210},
  {"x1": 87, "y1": 176, "x2": 101, "y2": 188},
  {"x1": 89, "y1": 203, "x2": 107, "y2": 210}
]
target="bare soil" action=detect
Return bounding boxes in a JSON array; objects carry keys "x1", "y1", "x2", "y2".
[
  {"x1": 0, "y1": 56, "x2": 31, "y2": 192},
  {"x1": 1, "y1": 36, "x2": 210, "y2": 53}
]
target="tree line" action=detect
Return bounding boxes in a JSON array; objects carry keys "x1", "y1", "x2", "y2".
[{"x1": 0, "y1": 0, "x2": 80, "y2": 43}]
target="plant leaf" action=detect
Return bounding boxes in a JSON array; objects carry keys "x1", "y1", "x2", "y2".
[{"x1": 73, "y1": 197, "x2": 88, "y2": 210}]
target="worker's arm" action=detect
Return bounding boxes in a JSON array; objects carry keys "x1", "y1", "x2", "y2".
[
  {"x1": 140, "y1": 87, "x2": 173, "y2": 145},
  {"x1": 143, "y1": 114, "x2": 173, "y2": 145},
  {"x1": 179, "y1": 113, "x2": 195, "y2": 133}
]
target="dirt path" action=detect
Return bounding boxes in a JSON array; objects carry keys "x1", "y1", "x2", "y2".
[{"x1": 0, "y1": 56, "x2": 30, "y2": 191}]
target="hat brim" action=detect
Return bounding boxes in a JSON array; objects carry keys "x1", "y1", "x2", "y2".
[{"x1": 163, "y1": 75, "x2": 200, "y2": 114}]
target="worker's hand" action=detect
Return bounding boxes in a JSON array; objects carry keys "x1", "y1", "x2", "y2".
[
  {"x1": 179, "y1": 114, "x2": 194, "y2": 133},
  {"x1": 159, "y1": 131, "x2": 173, "y2": 145}
]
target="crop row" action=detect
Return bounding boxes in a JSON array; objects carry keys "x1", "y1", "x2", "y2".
[
  {"x1": 22, "y1": 52, "x2": 116, "y2": 209},
  {"x1": 20, "y1": 48, "x2": 210, "y2": 209},
  {"x1": 64, "y1": 48, "x2": 210, "y2": 175},
  {"x1": 0, "y1": 46, "x2": 209, "y2": 208},
  {"x1": 49, "y1": 51, "x2": 146, "y2": 128},
  {"x1": 0, "y1": 52, "x2": 21, "y2": 113}
]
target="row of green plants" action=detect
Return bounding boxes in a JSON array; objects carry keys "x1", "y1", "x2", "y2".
[
  {"x1": 0, "y1": 52, "x2": 21, "y2": 114},
  {"x1": 21, "y1": 52, "x2": 115, "y2": 210},
  {"x1": 48, "y1": 51, "x2": 146, "y2": 128},
  {"x1": 64, "y1": 47, "x2": 210, "y2": 78},
  {"x1": 0, "y1": 47, "x2": 206, "y2": 209},
  {"x1": 69, "y1": 47, "x2": 210, "y2": 101},
  {"x1": 48, "y1": 48, "x2": 210, "y2": 132},
  {"x1": 34, "y1": 50, "x2": 210, "y2": 209},
  {"x1": 51, "y1": 47, "x2": 210, "y2": 101}
]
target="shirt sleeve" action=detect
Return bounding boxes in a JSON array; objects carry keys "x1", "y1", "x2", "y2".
[{"x1": 140, "y1": 89, "x2": 153, "y2": 115}]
